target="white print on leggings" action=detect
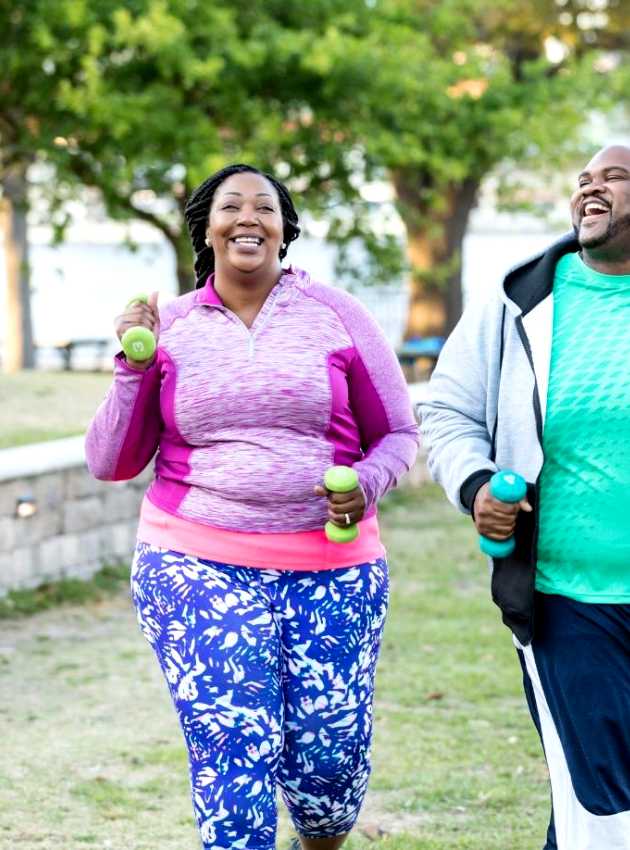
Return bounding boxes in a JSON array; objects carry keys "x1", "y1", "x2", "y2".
[{"x1": 131, "y1": 543, "x2": 389, "y2": 850}]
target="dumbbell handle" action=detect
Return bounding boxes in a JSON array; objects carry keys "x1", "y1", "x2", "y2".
[
  {"x1": 323, "y1": 466, "x2": 360, "y2": 544},
  {"x1": 120, "y1": 294, "x2": 157, "y2": 362},
  {"x1": 478, "y1": 470, "x2": 527, "y2": 558}
]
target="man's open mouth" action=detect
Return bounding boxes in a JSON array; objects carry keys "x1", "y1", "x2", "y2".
[{"x1": 581, "y1": 201, "x2": 610, "y2": 220}]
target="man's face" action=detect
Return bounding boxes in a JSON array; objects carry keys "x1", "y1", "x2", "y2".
[{"x1": 570, "y1": 146, "x2": 630, "y2": 252}]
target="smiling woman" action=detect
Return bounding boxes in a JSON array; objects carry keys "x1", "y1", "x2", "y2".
[
  {"x1": 209, "y1": 177, "x2": 283, "y2": 265},
  {"x1": 192, "y1": 168, "x2": 298, "y2": 327},
  {"x1": 84, "y1": 163, "x2": 419, "y2": 850},
  {"x1": 186, "y1": 164, "x2": 300, "y2": 297}
]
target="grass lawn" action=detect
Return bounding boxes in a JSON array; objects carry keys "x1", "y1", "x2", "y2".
[
  {"x1": 0, "y1": 486, "x2": 551, "y2": 850},
  {"x1": 0, "y1": 371, "x2": 112, "y2": 448}
]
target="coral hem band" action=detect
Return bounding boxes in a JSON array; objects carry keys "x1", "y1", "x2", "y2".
[{"x1": 137, "y1": 496, "x2": 386, "y2": 570}]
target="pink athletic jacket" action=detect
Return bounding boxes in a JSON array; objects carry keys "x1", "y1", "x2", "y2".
[{"x1": 86, "y1": 267, "x2": 419, "y2": 541}]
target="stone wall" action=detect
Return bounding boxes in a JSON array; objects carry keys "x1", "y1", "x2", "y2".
[
  {"x1": 0, "y1": 437, "x2": 151, "y2": 596},
  {"x1": 0, "y1": 435, "x2": 429, "y2": 596}
]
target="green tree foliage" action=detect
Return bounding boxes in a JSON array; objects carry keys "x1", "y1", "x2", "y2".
[
  {"x1": 2, "y1": 0, "x2": 629, "y2": 373},
  {"x1": 2, "y1": 0, "x2": 378, "y2": 366},
  {"x1": 48, "y1": 0, "x2": 384, "y2": 291},
  {"x1": 352, "y1": 0, "x2": 630, "y2": 334},
  {"x1": 58, "y1": 0, "x2": 630, "y2": 335},
  {"x1": 1, "y1": 0, "x2": 132, "y2": 369},
  {"x1": 1, "y1": 0, "x2": 88, "y2": 370}
]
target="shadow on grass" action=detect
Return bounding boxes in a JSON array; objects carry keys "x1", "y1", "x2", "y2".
[{"x1": 0, "y1": 563, "x2": 130, "y2": 619}]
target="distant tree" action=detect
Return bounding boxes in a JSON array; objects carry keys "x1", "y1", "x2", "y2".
[
  {"x1": 56, "y1": 0, "x2": 630, "y2": 338},
  {"x1": 4, "y1": 0, "x2": 371, "y2": 368},
  {"x1": 3, "y1": 0, "x2": 629, "y2": 374},
  {"x1": 354, "y1": 0, "x2": 630, "y2": 336},
  {"x1": 0, "y1": 0, "x2": 130, "y2": 371},
  {"x1": 49, "y1": 0, "x2": 383, "y2": 294},
  {"x1": 0, "y1": 0, "x2": 74, "y2": 371}
]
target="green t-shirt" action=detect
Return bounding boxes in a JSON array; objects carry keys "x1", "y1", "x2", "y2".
[{"x1": 536, "y1": 252, "x2": 630, "y2": 603}]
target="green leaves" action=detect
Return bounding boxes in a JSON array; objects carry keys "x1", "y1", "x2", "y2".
[{"x1": 2, "y1": 0, "x2": 628, "y2": 302}]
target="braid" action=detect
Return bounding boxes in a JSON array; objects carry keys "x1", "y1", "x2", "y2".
[
  {"x1": 193, "y1": 245, "x2": 214, "y2": 287},
  {"x1": 184, "y1": 163, "x2": 301, "y2": 288}
]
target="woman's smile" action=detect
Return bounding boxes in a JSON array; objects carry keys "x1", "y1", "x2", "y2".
[
  {"x1": 208, "y1": 171, "x2": 284, "y2": 277},
  {"x1": 228, "y1": 234, "x2": 265, "y2": 254}
]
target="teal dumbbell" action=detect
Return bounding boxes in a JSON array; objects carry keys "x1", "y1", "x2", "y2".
[
  {"x1": 324, "y1": 466, "x2": 360, "y2": 544},
  {"x1": 479, "y1": 470, "x2": 527, "y2": 558},
  {"x1": 121, "y1": 293, "x2": 156, "y2": 362}
]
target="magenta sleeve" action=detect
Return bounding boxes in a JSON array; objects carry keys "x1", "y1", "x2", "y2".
[
  {"x1": 348, "y1": 354, "x2": 419, "y2": 508},
  {"x1": 343, "y1": 307, "x2": 420, "y2": 508},
  {"x1": 84, "y1": 353, "x2": 162, "y2": 481}
]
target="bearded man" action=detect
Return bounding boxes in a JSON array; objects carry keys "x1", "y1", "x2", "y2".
[{"x1": 420, "y1": 145, "x2": 630, "y2": 850}]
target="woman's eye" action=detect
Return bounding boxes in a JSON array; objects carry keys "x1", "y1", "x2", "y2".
[{"x1": 258, "y1": 206, "x2": 275, "y2": 212}]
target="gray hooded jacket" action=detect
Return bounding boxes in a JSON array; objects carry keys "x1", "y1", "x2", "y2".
[{"x1": 420, "y1": 233, "x2": 579, "y2": 644}]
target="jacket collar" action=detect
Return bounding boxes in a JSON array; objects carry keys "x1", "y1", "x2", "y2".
[
  {"x1": 502, "y1": 232, "x2": 579, "y2": 316},
  {"x1": 194, "y1": 266, "x2": 307, "y2": 308},
  {"x1": 195, "y1": 273, "x2": 223, "y2": 306}
]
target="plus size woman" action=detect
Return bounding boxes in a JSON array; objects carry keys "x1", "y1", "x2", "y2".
[{"x1": 86, "y1": 164, "x2": 418, "y2": 850}]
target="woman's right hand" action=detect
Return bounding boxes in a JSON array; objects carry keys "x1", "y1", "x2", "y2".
[{"x1": 115, "y1": 291, "x2": 160, "y2": 368}]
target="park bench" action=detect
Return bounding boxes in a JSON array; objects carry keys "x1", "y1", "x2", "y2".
[
  {"x1": 50, "y1": 338, "x2": 111, "y2": 371},
  {"x1": 397, "y1": 336, "x2": 444, "y2": 382}
]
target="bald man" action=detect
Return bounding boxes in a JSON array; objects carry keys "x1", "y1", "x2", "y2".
[{"x1": 421, "y1": 146, "x2": 630, "y2": 850}]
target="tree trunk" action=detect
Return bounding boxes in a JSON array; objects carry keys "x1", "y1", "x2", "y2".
[
  {"x1": 1, "y1": 166, "x2": 35, "y2": 372},
  {"x1": 393, "y1": 172, "x2": 480, "y2": 338},
  {"x1": 172, "y1": 232, "x2": 195, "y2": 295},
  {"x1": 172, "y1": 184, "x2": 196, "y2": 295}
]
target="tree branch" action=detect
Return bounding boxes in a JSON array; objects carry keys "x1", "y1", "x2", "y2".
[
  {"x1": 112, "y1": 195, "x2": 181, "y2": 246},
  {"x1": 65, "y1": 152, "x2": 180, "y2": 245}
]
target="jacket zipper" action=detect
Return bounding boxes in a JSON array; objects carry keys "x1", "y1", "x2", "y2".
[
  {"x1": 515, "y1": 316, "x2": 544, "y2": 446},
  {"x1": 514, "y1": 313, "x2": 545, "y2": 636},
  {"x1": 248, "y1": 297, "x2": 280, "y2": 358},
  {"x1": 227, "y1": 293, "x2": 281, "y2": 360}
]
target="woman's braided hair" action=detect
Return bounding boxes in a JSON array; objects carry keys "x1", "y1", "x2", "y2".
[{"x1": 184, "y1": 164, "x2": 301, "y2": 289}]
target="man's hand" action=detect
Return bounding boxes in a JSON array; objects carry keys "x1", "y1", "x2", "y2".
[{"x1": 473, "y1": 482, "x2": 532, "y2": 540}]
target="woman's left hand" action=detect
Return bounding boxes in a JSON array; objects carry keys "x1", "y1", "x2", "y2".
[{"x1": 313, "y1": 482, "x2": 367, "y2": 527}]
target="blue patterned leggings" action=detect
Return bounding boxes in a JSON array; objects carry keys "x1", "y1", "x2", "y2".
[{"x1": 130, "y1": 543, "x2": 389, "y2": 850}]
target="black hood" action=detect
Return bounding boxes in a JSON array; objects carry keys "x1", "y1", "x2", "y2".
[{"x1": 503, "y1": 232, "x2": 579, "y2": 316}]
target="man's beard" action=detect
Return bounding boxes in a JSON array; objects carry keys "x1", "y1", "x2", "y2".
[{"x1": 574, "y1": 212, "x2": 630, "y2": 249}]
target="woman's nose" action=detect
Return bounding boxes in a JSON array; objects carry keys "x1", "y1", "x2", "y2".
[{"x1": 237, "y1": 206, "x2": 258, "y2": 224}]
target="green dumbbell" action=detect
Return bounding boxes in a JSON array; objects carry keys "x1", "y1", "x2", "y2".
[
  {"x1": 121, "y1": 293, "x2": 156, "y2": 362},
  {"x1": 324, "y1": 465, "x2": 360, "y2": 544},
  {"x1": 479, "y1": 470, "x2": 527, "y2": 558}
]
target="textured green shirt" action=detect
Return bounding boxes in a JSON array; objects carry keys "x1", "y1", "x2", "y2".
[{"x1": 536, "y1": 252, "x2": 630, "y2": 602}]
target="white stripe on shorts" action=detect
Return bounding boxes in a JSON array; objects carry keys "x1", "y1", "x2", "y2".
[{"x1": 515, "y1": 637, "x2": 630, "y2": 850}]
